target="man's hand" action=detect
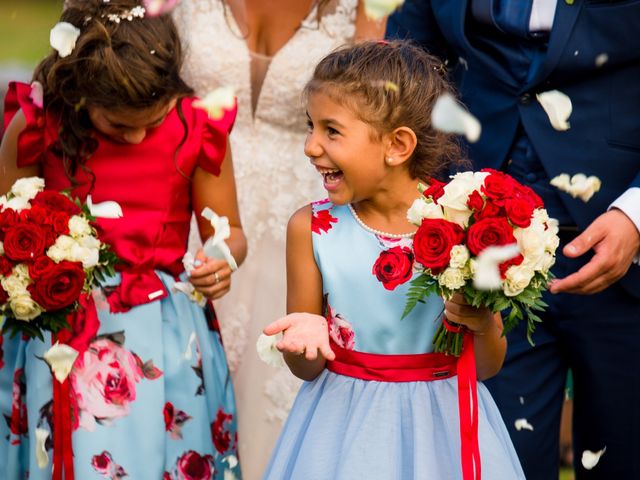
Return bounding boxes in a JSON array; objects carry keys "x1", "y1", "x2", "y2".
[{"x1": 550, "y1": 209, "x2": 640, "y2": 295}]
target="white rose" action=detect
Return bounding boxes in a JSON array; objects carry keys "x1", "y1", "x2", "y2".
[
  {"x1": 47, "y1": 235, "x2": 76, "y2": 262},
  {"x1": 4, "y1": 196, "x2": 30, "y2": 212},
  {"x1": 10, "y1": 177, "x2": 45, "y2": 200},
  {"x1": 503, "y1": 264, "x2": 536, "y2": 297},
  {"x1": 2, "y1": 273, "x2": 29, "y2": 297},
  {"x1": 10, "y1": 294, "x2": 43, "y2": 321},
  {"x1": 69, "y1": 243, "x2": 99, "y2": 269},
  {"x1": 514, "y1": 224, "x2": 545, "y2": 265},
  {"x1": 438, "y1": 267, "x2": 468, "y2": 290},
  {"x1": 68, "y1": 215, "x2": 92, "y2": 237},
  {"x1": 442, "y1": 205, "x2": 473, "y2": 229},
  {"x1": 439, "y1": 174, "x2": 474, "y2": 211},
  {"x1": 449, "y1": 245, "x2": 470, "y2": 269},
  {"x1": 406, "y1": 198, "x2": 444, "y2": 225}
]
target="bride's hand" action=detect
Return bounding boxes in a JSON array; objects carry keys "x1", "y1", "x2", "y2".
[{"x1": 189, "y1": 248, "x2": 233, "y2": 299}]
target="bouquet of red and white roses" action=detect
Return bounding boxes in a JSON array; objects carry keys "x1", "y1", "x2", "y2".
[
  {"x1": 0, "y1": 177, "x2": 118, "y2": 339},
  {"x1": 404, "y1": 169, "x2": 560, "y2": 355}
]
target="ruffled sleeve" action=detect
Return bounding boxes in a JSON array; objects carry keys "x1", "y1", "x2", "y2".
[
  {"x1": 3, "y1": 82, "x2": 49, "y2": 168},
  {"x1": 196, "y1": 101, "x2": 237, "y2": 176}
]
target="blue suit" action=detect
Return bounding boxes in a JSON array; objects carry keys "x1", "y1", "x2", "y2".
[{"x1": 388, "y1": 1, "x2": 640, "y2": 478}]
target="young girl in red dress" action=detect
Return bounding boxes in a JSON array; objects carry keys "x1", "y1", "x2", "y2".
[{"x1": 0, "y1": 1, "x2": 246, "y2": 479}]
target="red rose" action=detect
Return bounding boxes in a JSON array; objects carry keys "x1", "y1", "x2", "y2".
[
  {"x1": 423, "y1": 178, "x2": 446, "y2": 202},
  {"x1": 32, "y1": 191, "x2": 81, "y2": 216},
  {"x1": 28, "y1": 256, "x2": 56, "y2": 280},
  {"x1": 475, "y1": 200, "x2": 502, "y2": 220},
  {"x1": 481, "y1": 171, "x2": 514, "y2": 201},
  {"x1": 177, "y1": 451, "x2": 215, "y2": 480},
  {"x1": 211, "y1": 409, "x2": 233, "y2": 454},
  {"x1": 0, "y1": 256, "x2": 14, "y2": 276},
  {"x1": 3, "y1": 223, "x2": 47, "y2": 262},
  {"x1": 513, "y1": 183, "x2": 544, "y2": 209},
  {"x1": 466, "y1": 190, "x2": 484, "y2": 211},
  {"x1": 19, "y1": 205, "x2": 47, "y2": 225},
  {"x1": 413, "y1": 218, "x2": 464, "y2": 274},
  {"x1": 467, "y1": 217, "x2": 516, "y2": 256},
  {"x1": 50, "y1": 211, "x2": 71, "y2": 236},
  {"x1": 0, "y1": 208, "x2": 18, "y2": 240},
  {"x1": 505, "y1": 197, "x2": 535, "y2": 228},
  {"x1": 28, "y1": 260, "x2": 85, "y2": 311},
  {"x1": 499, "y1": 253, "x2": 524, "y2": 279},
  {"x1": 372, "y1": 246, "x2": 414, "y2": 290}
]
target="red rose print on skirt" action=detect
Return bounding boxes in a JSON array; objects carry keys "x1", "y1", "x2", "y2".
[
  {"x1": 211, "y1": 409, "x2": 233, "y2": 455},
  {"x1": 70, "y1": 332, "x2": 162, "y2": 431},
  {"x1": 91, "y1": 451, "x2": 128, "y2": 479},
  {"x1": 324, "y1": 296, "x2": 355, "y2": 350},
  {"x1": 3, "y1": 368, "x2": 28, "y2": 443},
  {"x1": 166, "y1": 450, "x2": 216, "y2": 480},
  {"x1": 164, "y1": 402, "x2": 192, "y2": 440}
]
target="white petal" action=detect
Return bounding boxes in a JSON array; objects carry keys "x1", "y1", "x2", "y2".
[
  {"x1": 43, "y1": 342, "x2": 79, "y2": 383},
  {"x1": 363, "y1": 0, "x2": 405, "y2": 20},
  {"x1": 431, "y1": 93, "x2": 481, "y2": 142},
  {"x1": 256, "y1": 333, "x2": 285, "y2": 368},
  {"x1": 143, "y1": 0, "x2": 180, "y2": 16},
  {"x1": 224, "y1": 470, "x2": 237, "y2": 480},
  {"x1": 514, "y1": 418, "x2": 534, "y2": 431},
  {"x1": 86, "y1": 195, "x2": 123, "y2": 218},
  {"x1": 182, "y1": 251, "x2": 196, "y2": 275},
  {"x1": 50, "y1": 22, "x2": 81, "y2": 58},
  {"x1": 35, "y1": 428, "x2": 50, "y2": 469},
  {"x1": 193, "y1": 87, "x2": 236, "y2": 120},
  {"x1": 595, "y1": 53, "x2": 608, "y2": 68},
  {"x1": 202, "y1": 240, "x2": 238, "y2": 271},
  {"x1": 581, "y1": 447, "x2": 606, "y2": 470},
  {"x1": 536, "y1": 90, "x2": 572, "y2": 131},
  {"x1": 183, "y1": 331, "x2": 197, "y2": 360},
  {"x1": 30, "y1": 81, "x2": 44, "y2": 109},
  {"x1": 549, "y1": 173, "x2": 601, "y2": 203},
  {"x1": 473, "y1": 244, "x2": 520, "y2": 291},
  {"x1": 224, "y1": 455, "x2": 239, "y2": 469},
  {"x1": 201, "y1": 208, "x2": 237, "y2": 270}
]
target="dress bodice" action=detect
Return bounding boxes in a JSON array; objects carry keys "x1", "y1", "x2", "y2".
[
  {"x1": 4, "y1": 83, "x2": 234, "y2": 277},
  {"x1": 312, "y1": 201, "x2": 444, "y2": 355},
  {"x1": 173, "y1": 0, "x2": 357, "y2": 245}
]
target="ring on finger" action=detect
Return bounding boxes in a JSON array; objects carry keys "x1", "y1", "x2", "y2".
[{"x1": 214, "y1": 272, "x2": 220, "y2": 284}]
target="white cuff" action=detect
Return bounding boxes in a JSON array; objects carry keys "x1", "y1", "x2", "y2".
[{"x1": 609, "y1": 187, "x2": 640, "y2": 264}]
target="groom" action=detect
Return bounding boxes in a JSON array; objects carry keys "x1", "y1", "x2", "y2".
[{"x1": 387, "y1": 1, "x2": 640, "y2": 478}]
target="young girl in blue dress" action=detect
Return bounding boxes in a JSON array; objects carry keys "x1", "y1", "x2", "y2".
[
  {"x1": 0, "y1": 1, "x2": 245, "y2": 478},
  {"x1": 262, "y1": 41, "x2": 524, "y2": 479}
]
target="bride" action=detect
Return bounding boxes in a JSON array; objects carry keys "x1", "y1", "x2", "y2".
[{"x1": 173, "y1": 1, "x2": 384, "y2": 477}]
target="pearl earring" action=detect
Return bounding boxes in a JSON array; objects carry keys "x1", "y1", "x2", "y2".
[{"x1": 386, "y1": 157, "x2": 393, "y2": 165}]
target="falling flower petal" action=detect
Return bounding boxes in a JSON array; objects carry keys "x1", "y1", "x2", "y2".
[
  {"x1": 43, "y1": 342, "x2": 79, "y2": 383},
  {"x1": 595, "y1": 53, "x2": 608, "y2": 68},
  {"x1": 86, "y1": 195, "x2": 123, "y2": 218},
  {"x1": 201, "y1": 207, "x2": 238, "y2": 270},
  {"x1": 364, "y1": 0, "x2": 405, "y2": 20},
  {"x1": 473, "y1": 244, "x2": 520, "y2": 290},
  {"x1": 143, "y1": 0, "x2": 180, "y2": 16},
  {"x1": 36, "y1": 428, "x2": 50, "y2": 468},
  {"x1": 256, "y1": 333, "x2": 285, "y2": 368},
  {"x1": 224, "y1": 455, "x2": 239, "y2": 469},
  {"x1": 50, "y1": 22, "x2": 81, "y2": 58},
  {"x1": 224, "y1": 470, "x2": 237, "y2": 480},
  {"x1": 514, "y1": 418, "x2": 534, "y2": 431},
  {"x1": 173, "y1": 282, "x2": 206, "y2": 307},
  {"x1": 550, "y1": 173, "x2": 601, "y2": 202},
  {"x1": 581, "y1": 447, "x2": 606, "y2": 470},
  {"x1": 30, "y1": 81, "x2": 44, "y2": 109},
  {"x1": 536, "y1": 90, "x2": 572, "y2": 131},
  {"x1": 193, "y1": 87, "x2": 236, "y2": 120},
  {"x1": 432, "y1": 93, "x2": 481, "y2": 142}
]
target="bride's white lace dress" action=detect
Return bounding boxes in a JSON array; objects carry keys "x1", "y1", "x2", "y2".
[{"x1": 174, "y1": 1, "x2": 357, "y2": 477}]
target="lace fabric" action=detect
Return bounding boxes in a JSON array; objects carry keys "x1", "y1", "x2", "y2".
[{"x1": 174, "y1": 1, "x2": 357, "y2": 477}]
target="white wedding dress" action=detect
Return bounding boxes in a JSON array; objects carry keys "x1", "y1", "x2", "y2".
[{"x1": 173, "y1": 2, "x2": 358, "y2": 478}]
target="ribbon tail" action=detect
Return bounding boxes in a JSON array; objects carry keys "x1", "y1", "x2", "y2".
[{"x1": 457, "y1": 332, "x2": 481, "y2": 480}]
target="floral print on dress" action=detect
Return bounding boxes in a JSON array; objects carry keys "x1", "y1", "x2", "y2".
[
  {"x1": 70, "y1": 332, "x2": 163, "y2": 431},
  {"x1": 92, "y1": 451, "x2": 128, "y2": 479},
  {"x1": 323, "y1": 294, "x2": 355, "y2": 350},
  {"x1": 312, "y1": 200, "x2": 338, "y2": 235},
  {"x1": 165, "y1": 450, "x2": 216, "y2": 480},
  {"x1": 4, "y1": 368, "x2": 28, "y2": 443},
  {"x1": 211, "y1": 409, "x2": 233, "y2": 455},
  {"x1": 372, "y1": 246, "x2": 415, "y2": 291},
  {"x1": 164, "y1": 402, "x2": 193, "y2": 440}
]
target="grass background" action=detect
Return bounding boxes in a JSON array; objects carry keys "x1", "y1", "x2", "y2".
[{"x1": 0, "y1": 2, "x2": 577, "y2": 479}]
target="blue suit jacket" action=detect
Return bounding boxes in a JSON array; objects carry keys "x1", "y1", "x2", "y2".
[{"x1": 388, "y1": 0, "x2": 640, "y2": 295}]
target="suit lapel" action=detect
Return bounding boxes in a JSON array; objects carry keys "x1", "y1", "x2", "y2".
[{"x1": 527, "y1": 0, "x2": 583, "y2": 88}]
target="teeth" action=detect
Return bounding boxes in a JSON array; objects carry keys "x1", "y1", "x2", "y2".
[{"x1": 316, "y1": 167, "x2": 341, "y2": 175}]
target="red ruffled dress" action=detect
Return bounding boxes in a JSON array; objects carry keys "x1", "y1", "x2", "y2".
[{"x1": 0, "y1": 82, "x2": 242, "y2": 480}]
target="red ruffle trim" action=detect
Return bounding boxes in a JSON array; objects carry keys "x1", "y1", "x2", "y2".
[{"x1": 197, "y1": 100, "x2": 237, "y2": 176}]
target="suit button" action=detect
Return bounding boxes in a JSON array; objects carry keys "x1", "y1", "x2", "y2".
[{"x1": 519, "y1": 93, "x2": 532, "y2": 105}]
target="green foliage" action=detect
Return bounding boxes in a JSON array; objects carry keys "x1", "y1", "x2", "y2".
[{"x1": 401, "y1": 274, "x2": 438, "y2": 319}]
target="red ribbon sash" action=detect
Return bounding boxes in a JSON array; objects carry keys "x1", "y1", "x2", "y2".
[{"x1": 326, "y1": 335, "x2": 480, "y2": 480}]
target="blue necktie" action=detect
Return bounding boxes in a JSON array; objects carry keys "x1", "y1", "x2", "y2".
[{"x1": 472, "y1": 0, "x2": 534, "y2": 38}]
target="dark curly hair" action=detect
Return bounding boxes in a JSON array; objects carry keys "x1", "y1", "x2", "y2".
[
  {"x1": 34, "y1": 0, "x2": 193, "y2": 187},
  {"x1": 304, "y1": 40, "x2": 466, "y2": 182}
]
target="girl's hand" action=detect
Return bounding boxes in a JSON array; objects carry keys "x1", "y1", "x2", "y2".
[
  {"x1": 444, "y1": 292, "x2": 495, "y2": 335},
  {"x1": 264, "y1": 313, "x2": 336, "y2": 362},
  {"x1": 189, "y1": 248, "x2": 233, "y2": 300}
]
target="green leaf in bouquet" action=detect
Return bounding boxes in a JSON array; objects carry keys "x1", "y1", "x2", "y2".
[{"x1": 401, "y1": 274, "x2": 438, "y2": 320}]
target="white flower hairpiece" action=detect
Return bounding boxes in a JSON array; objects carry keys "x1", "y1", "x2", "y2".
[{"x1": 103, "y1": 5, "x2": 146, "y2": 24}]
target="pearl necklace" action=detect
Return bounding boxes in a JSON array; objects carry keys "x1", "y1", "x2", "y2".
[{"x1": 348, "y1": 204, "x2": 415, "y2": 239}]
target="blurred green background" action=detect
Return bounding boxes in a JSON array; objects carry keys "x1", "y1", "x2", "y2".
[{"x1": 0, "y1": 0, "x2": 63, "y2": 66}]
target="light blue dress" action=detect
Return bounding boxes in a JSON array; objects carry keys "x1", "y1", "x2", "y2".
[{"x1": 263, "y1": 200, "x2": 524, "y2": 480}]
